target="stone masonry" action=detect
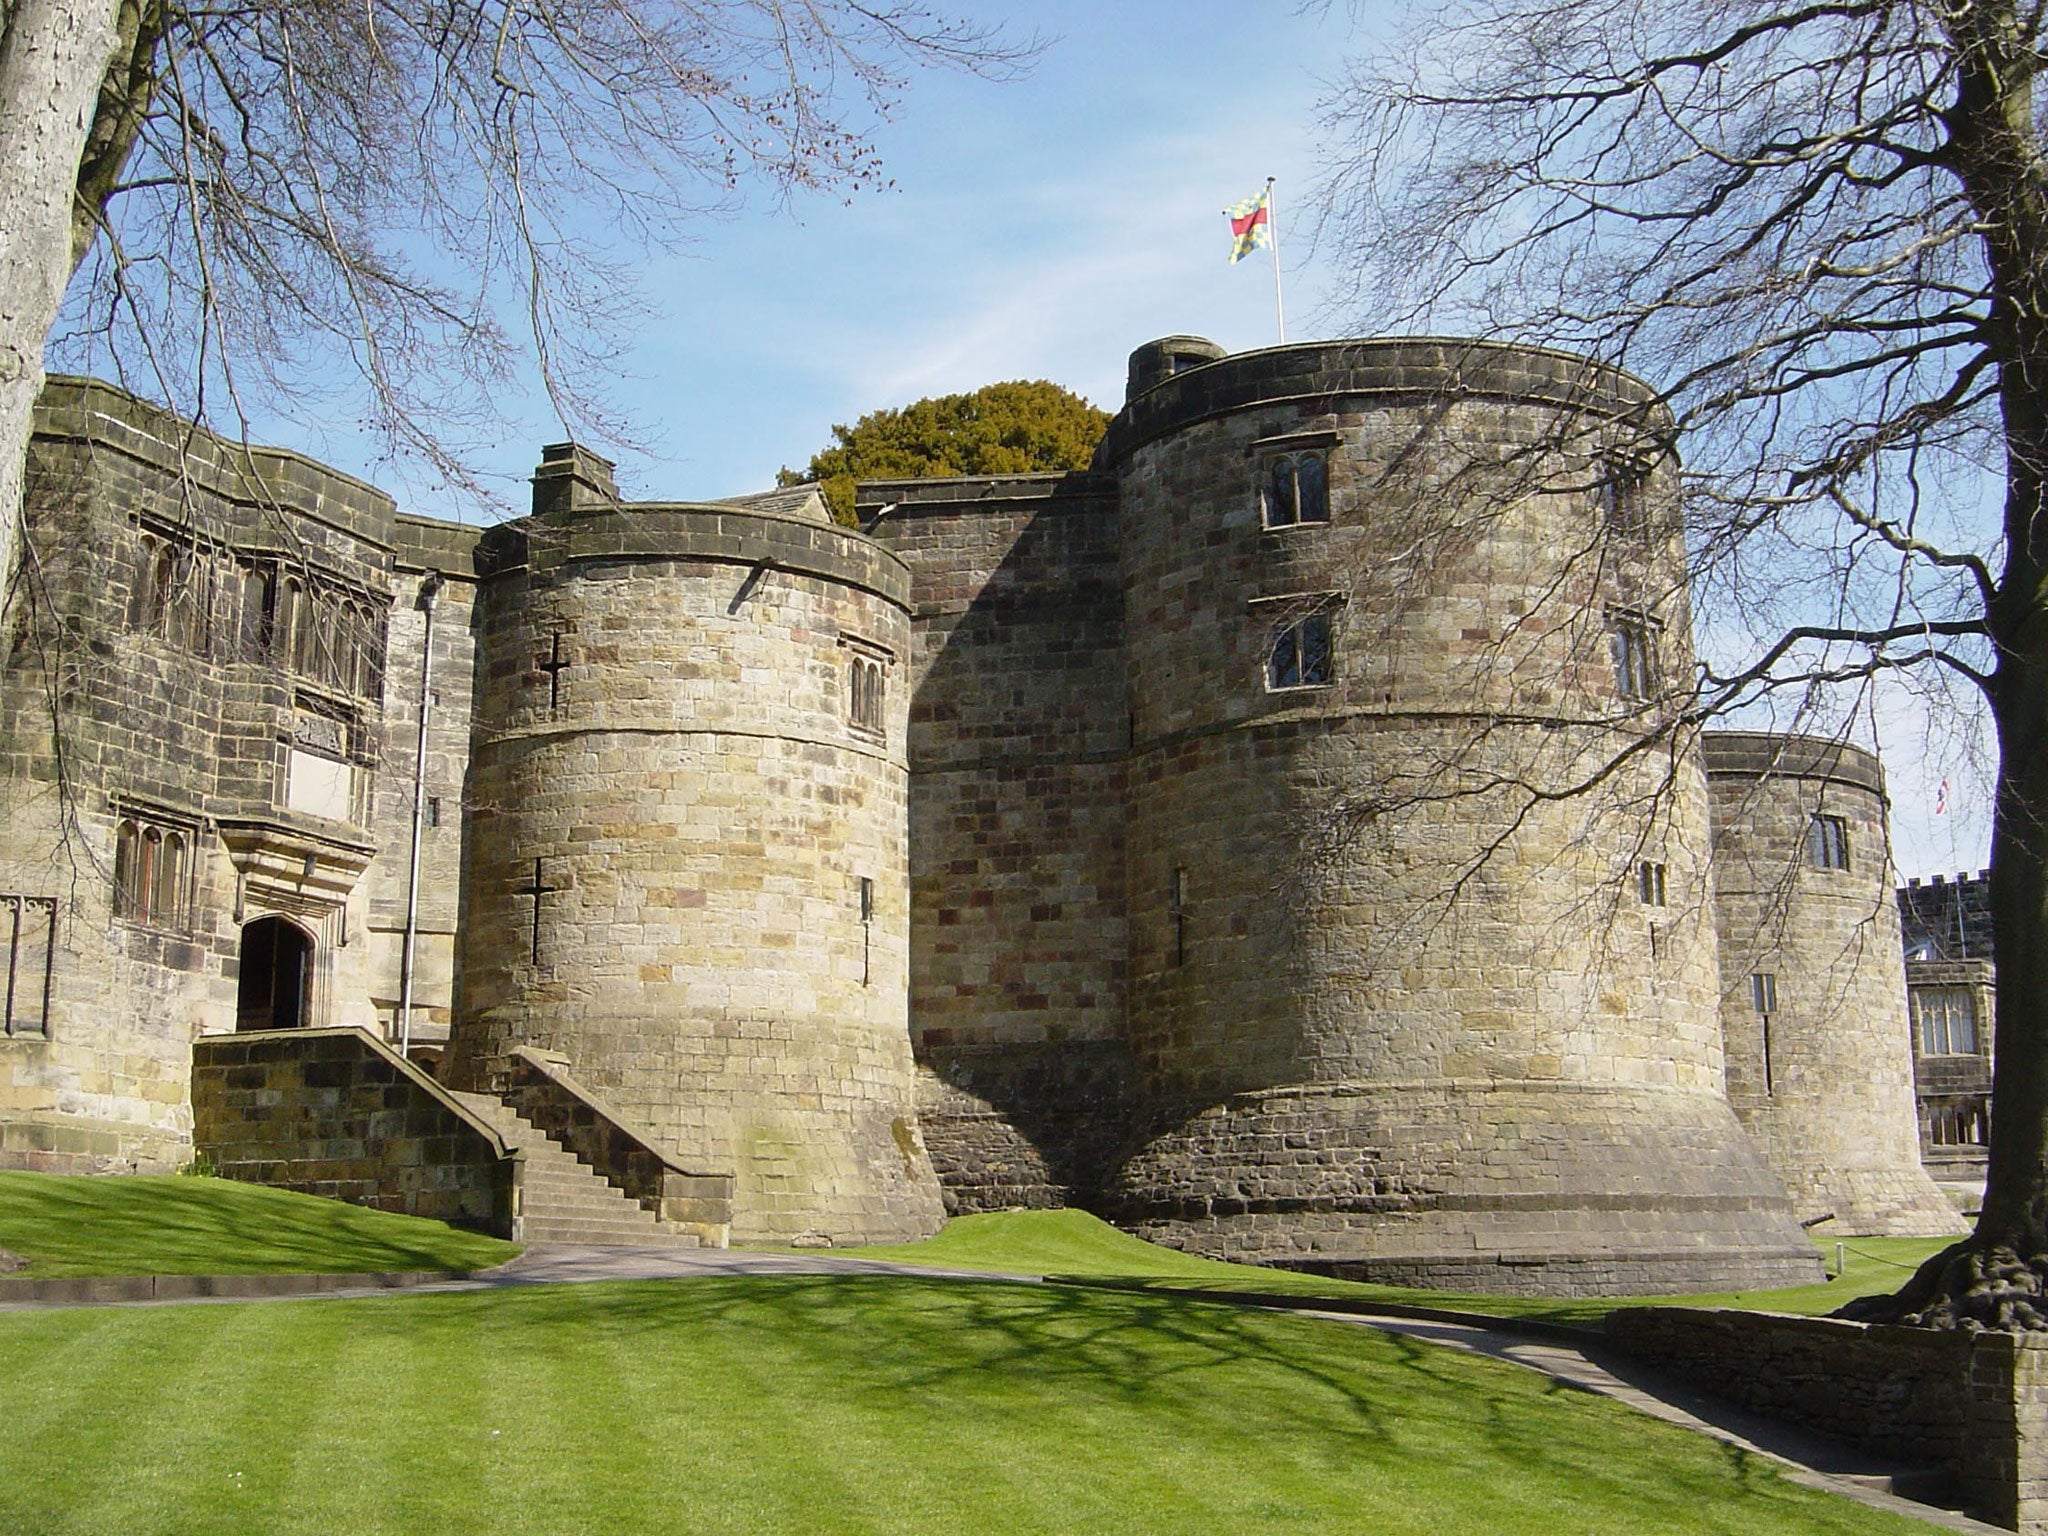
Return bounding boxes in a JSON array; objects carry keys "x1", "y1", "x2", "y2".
[
  {"x1": 1705, "y1": 732, "x2": 1964, "y2": 1235},
  {"x1": 0, "y1": 340, "x2": 1966, "y2": 1283}
]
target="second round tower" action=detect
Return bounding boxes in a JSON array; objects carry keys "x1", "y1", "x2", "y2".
[
  {"x1": 445, "y1": 448, "x2": 945, "y2": 1245},
  {"x1": 1102, "y1": 337, "x2": 1819, "y2": 1294}
]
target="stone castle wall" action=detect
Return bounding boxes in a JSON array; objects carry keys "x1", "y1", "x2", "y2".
[
  {"x1": 1704, "y1": 731, "x2": 1963, "y2": 1235},
  {"x1": 0, "y1": 379, "x2": 397, "y2": 1172},
  {"x1": 360, "y1": 516, "x2": 482, "y2": 1051},
  {"x1": 1101, "y1": 339, "x2": 1817, "y2": 1291},
  {"x1": 445, "y1": 456, "x2": 944, "y2": 1244},
  {"x1": 0, "y1": 356, "x2": 1961, "y2": 1278},
  {"x1": 863, "y1": 474, "x2": 1135, "y2": 1209}
]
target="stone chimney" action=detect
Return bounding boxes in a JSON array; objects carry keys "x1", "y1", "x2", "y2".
[{"x1": 531, "y1": 442, "x2": 620, "y2": 517}]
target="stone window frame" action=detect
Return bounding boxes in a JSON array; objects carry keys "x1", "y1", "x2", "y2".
[
  {"x1": 1808, "y1": 812, "x2": 1851, "y2": 872},
  {"x1": 112, "y1": 800, "x2": 201, "y2": 933},
  {"x1": 0, "y1": 894, "x2": 57, "y2": 1038},
  {"x1": 130, "y1": 522, "x2": 224, "y2": 657},
  {"x1": 841, "y1": 636, "x2": 894, "y2": 742},
  {"x1": 1606, "y1": 607, "x2": 1661, "y2": 701},
  {"x1": 1254, "y1": 592, "x2": 1342, "y2": 692},
  {"x1": 1913, "y1": 984, "x2": 1981, "y2": 1056},
  {"x1": 1597, "y1": 454, "x2": 1655, "y2": 541},
  {"x1": 1750, "y1": 972, "x2": 1778, "y2": 1016},
  {"x1": 1251, "y1": 429, "x2": 1339, "y2": 531},
  {"x1": 1925, "y1": 1098, "x2": 1990, "y2": 1147},
  {"x1": 1636, "y1": 859, "x2": 1668, "y2": 907},
  {"x1": 276, "y1": 569, "x2": 387, "y2": 700}
]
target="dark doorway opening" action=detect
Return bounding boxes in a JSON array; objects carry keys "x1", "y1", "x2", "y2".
[{"x1": 237, "y1": 916, "x2": 312, "y2": 1031}]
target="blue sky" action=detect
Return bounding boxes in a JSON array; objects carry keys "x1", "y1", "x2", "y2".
[
  {"x1": 265, "y1": 2, "x2": 1364, "y2": 506},
  {"x1": 176, "y1": 0, "x2": 1995, "y2": 877}
]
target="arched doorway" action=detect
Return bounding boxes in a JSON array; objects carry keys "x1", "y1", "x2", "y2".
[{"x1": 237, "y1": 916, "x2": 313, "y2": 1031}]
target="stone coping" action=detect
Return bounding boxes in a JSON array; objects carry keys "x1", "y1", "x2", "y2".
[
  {"x1": 1701, "y1": 729, "x2": 1887, "y2": 798},
  {"x1": 475, "y1": 503, "x2": 912, "y2": 607},
  {"x1": 853, "y1": 471, "x2": 1115, "y2": 514},
  {"x1": 1100, "y1": 336, "x2": 1671, "y2": 466},
  {"x1": 35, "y1": 375, "x2": 397, "y2": 548}
]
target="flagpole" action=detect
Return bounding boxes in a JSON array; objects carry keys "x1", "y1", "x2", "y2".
[{"x1": 1266, "y1": 176, "x2": 1286, "y2": 343}]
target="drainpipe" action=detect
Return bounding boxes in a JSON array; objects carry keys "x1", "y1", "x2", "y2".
[{"x1": 397, "y1": 573, "x2": 443, "y2": 1056}]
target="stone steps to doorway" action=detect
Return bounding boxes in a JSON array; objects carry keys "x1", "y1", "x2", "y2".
[{"x1": 448, "y1": 1091, "x2": 700, "y2": 1249}]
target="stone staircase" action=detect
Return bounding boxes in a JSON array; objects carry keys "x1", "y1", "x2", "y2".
[{"x1": 449, "y1": 1091, "x2": 701, "y2": 1249}]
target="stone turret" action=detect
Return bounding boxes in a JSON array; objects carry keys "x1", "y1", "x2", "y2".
[
  {"x1": 1705, "y1": 731, "x2": 1966, "y2": 1236},
  {"x1": 444, "y1": 468, "x2": 945, "y2": 1244},
  {"x1": 1098, "y1": 337, "x2": 1820, "y2": 1294}
]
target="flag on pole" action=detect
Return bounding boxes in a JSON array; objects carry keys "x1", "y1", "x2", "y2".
[
  {"x1": 1936, "y1": 778, "x2": 1951, "y2": 814},
  {"x1": 1225, "y1": 186, "x2": 1273, "y2": 264}
]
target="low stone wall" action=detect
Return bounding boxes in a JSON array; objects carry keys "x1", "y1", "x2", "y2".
[
  {"x1": 192, "y1": 1028, "x2": 516, "y2": 1235},
  {"x1": 498, "y1": 1047, "x2": 732, "y2": 1245},
  {"x1": 1606, "y1": 1306, "x2": 2048, "y2": 1531}
]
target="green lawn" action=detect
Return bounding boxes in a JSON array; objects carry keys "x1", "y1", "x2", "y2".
[
  {"x1": 0, "y1": 1170, "x2": 519, "y2": 1277},
  {"x1": 0, "y1": 1273, "x2": 1944, "y2": 1535},
  {"x1": 851, "y1": 1208, "x2": 1952, "y2": 1327}
]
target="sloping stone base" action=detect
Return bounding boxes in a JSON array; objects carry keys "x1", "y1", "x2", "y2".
[{"x1": 1107, "y1": 1079, "x2": 1823, "y2": 1297}]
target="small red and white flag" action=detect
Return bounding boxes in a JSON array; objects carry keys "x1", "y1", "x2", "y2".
[{"x1": 1936, "y1": 778, "x2": 1951, "y2": 814}]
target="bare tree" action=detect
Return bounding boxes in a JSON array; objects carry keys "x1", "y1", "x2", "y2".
[
  {"x1": 1313, "y1": 0, "x2": 2048, "y2": 1327},
  {"x1": 0, "y1": 0, "x2": 1027, "y2": 621}
]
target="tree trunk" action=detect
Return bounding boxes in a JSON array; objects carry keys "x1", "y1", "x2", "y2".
[
  {"x1": 0, "y1": 0, "x2": 123, "y2": 638},
  {"x1": 1842, "y1": 640, "x2": 2048, "y2": 1328}
]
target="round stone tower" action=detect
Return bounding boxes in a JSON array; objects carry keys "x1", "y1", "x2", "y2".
[
  {"x1": 1103, "y1": 336, "x2": 1820, "y2": 1294},
  {"x1": 1704, "y1": 731, "x2": 1965, "y2": 1236},
  {"x1": 445, "y1": 446, "x2": 945, "y2": 1244}
]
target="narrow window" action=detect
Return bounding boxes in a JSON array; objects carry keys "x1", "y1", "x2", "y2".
[
  {"x1": 240, "y1": 565, "x2": 277, "y2": 658},
  {"x1": 1808, "y1": 814, "x2": 1850, "y2": 871},
  {"x1": 1750, "y1": 973, "x2": 1778, "y2": 1016},
  {"x1": 1267, "y1": 611, "x2": 1334, "y2": 690},
  {"x1": 1169, "y1": 866, "x2": 1190, "y2": 967},
  {"x1": 114, "y1": 820, "x2": 141, "y2": 918},
  {"x1": 1599, "y1": 460, "x2": 1651, "y2": 538},
  {"x1": 129, "y1": 537, "x2": 162, "y2": 630},
  {"x1": 858, "y1": 875, "x2": 876, "y2": 988},
  {"x1": 848, "y1": 655, "x2": 886, "y2": 736},
  {"x1": 425, "y1": 796, "x2": 442, "y2": 829},
  {"x1": 149, "y1": 542, "x2": 177, "y2": 635},
  {"x1": 154, "y1": 831, "x2": 186, "y2": 927},
  {"x1": 358, "y1": 604, "x2": 386, "y2": 697},
  {"x1": 139, "y1": 827, "x2": 162, "y2": 924},
  {"x1": 1637, "y1": 860, "x2": 1667, "y2": 907},
  {"x1": 1609, "y1": 616, "x2": 1657, "y2": 701},
  {"x1": 1751, "y1": 971, "x2": 1779, "y2": 1095},
  {"x1": 1261, "y1": 452, "x2": 1330, "y2": 529}
]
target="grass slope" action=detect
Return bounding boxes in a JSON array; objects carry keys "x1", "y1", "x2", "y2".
[
  {"x1": 0, "y1": 1274, "x2": 1943, "y2": 1536},
  {"x1": 0, "y1": 1171, "x2": 519, "y2": 1277},
  {"x1": 852, "y1": 1209, "x2": 1952, "y2": 1326}
]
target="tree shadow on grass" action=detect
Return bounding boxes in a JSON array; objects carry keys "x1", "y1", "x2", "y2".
[{"x1": 328, "y1": 1273, "x2": 1882, "y2": 1533}]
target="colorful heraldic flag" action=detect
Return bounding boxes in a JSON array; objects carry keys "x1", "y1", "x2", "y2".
[{"x1": 1226, "y1": 187, "x2": 1272, "y2": 263}]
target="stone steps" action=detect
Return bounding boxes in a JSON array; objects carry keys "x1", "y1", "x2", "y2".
[{"x1": 449, "y1": 1090, "x2": 700, "y2": 1249}]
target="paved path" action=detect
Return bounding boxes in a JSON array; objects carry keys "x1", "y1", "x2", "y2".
[{"x1": 0, "y1": 1243, "x2": 1999, "y2": 1533}]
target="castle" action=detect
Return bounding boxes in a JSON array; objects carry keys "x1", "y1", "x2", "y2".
[{"x1": 0, "y1": 334, "x2": 1968, "y2": 1294}]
